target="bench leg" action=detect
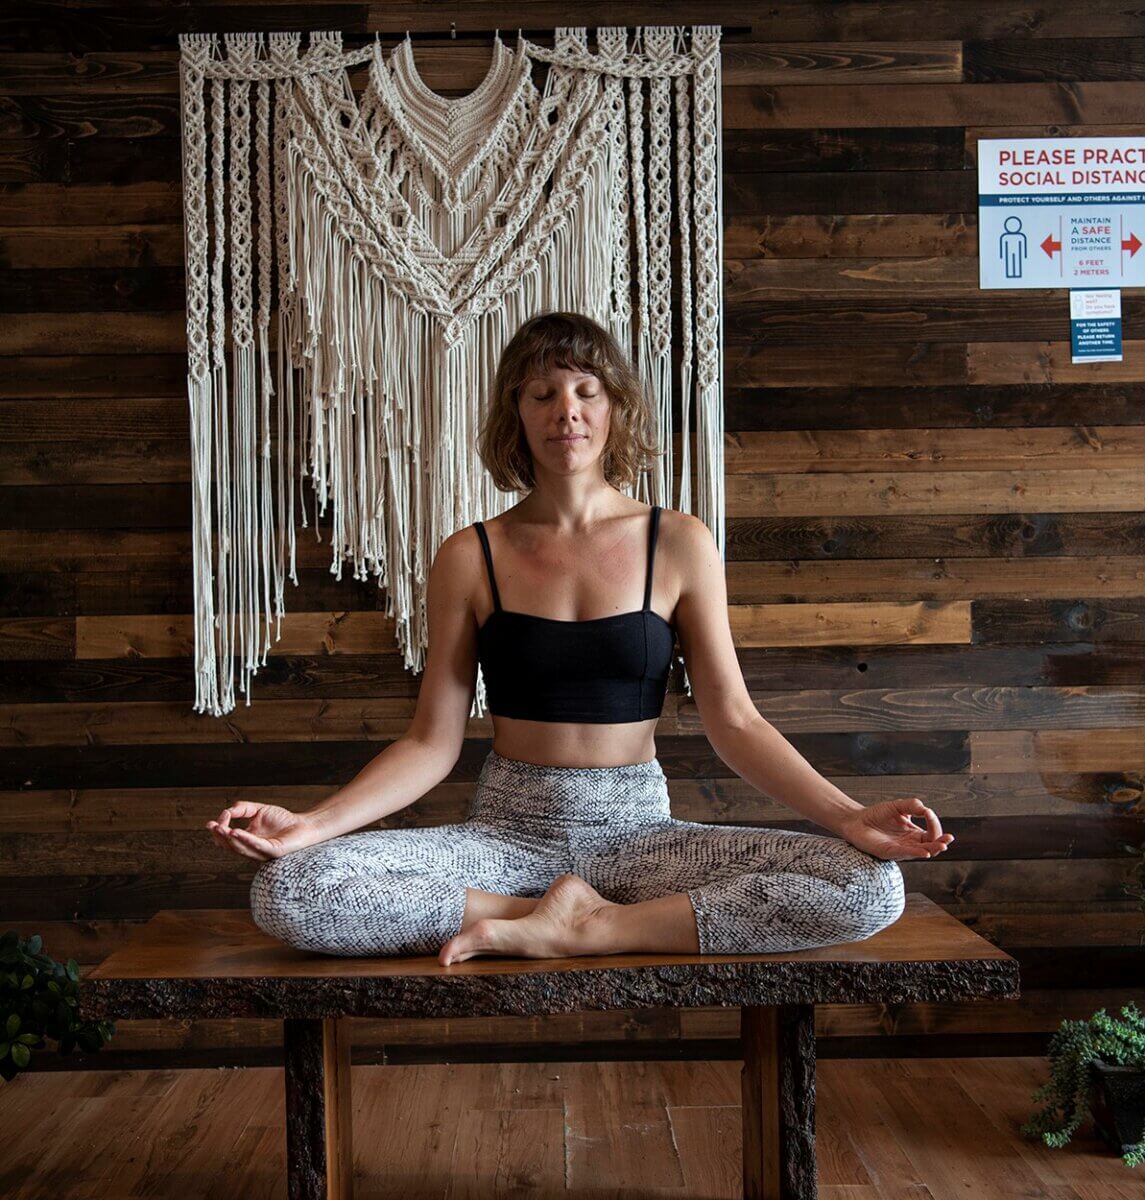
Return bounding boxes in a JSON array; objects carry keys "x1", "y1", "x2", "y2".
[
  {"x1": 741, "y1": 1004, "x2": 817, "y2": 1200},
  {"x1": 284, "y1": 1017, "x2": 353, "y2": 1199}
]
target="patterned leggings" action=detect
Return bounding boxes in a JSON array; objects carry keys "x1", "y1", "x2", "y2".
[{"x1": 250, "y1": 748, "x2": 906, "y2": 957}]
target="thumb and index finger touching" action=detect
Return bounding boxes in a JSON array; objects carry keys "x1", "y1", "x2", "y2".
[{"x1": 891, "y1": 796, "x2": 955, "y2": 850}]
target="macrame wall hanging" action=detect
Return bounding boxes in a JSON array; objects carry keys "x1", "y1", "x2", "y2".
[{"x1": 178, "y1": 24, "x2": 725, "y2": 717}]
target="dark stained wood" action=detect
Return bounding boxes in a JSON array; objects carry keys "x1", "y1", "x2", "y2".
[
  {"x1": 742, "y1": 1004, "x2": 817, "y2": 1200},
  {"x1": 720, "y1": 81, "x2": 1145, "y2": 130},
  {"x1": 13, "y1": 400, "x2": 290, "y2": 442},
  {"x1": 0, "y1": 309, "x2": 185, "y2": 355},
  {"x1": 0, "y1": 353, "x2": 185, "y2": 396},
  {"x1": 727, "y1": 294, "x2": 1145, "y2": 343},
  {"x1": 724, "y1": 382, "x2": 1145, "y2": 429},
  {"x1": 0, "y1": 484, "x2": 189, "y2": 527},
  {"x1": 284, "y1": 1018, "x2": 353, "y2": 1200},
  {"x1": 0, "y1": 266, "x2": 185, "y2": 310},
  {"x1": 0, "y1": 222, "x2": 184, "y2": 268},
  {"x1": 726, "y1": 170, "x2": 973, "y2": 216},
  {"x1": 963, "y1": 37, "x2": 1145, "y2": 82},
  {"x1": 0, "y1": 7, "x2": 369, "y2": 55},
  {"x1": 78, "y1": 897, "x2": 1018, "y2": 1020},
  {"x1": 0, "y1": 91, "x2": 181, "y2": 137},
  {"x1": 0, "y1": 137, "x2": 66, "y2": 183},
  {"x1": 0, "y1": 184, "x2": 183, "y2": 228},
  {"x1": 0, "y1": 50, "x2": 181, "y2": 95}
]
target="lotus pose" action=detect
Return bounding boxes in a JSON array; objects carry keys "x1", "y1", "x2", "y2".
[{"x1": 208, "y1": 311, "x2": 953, "y2": 965}]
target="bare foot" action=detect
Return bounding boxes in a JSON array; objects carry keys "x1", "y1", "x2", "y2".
[{"x1": 438, "y1": 873, "x2": 617, "y2": 966}]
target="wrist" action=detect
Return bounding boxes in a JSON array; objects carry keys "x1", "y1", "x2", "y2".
[
  {"x1": 831, "y1": 803, "x2": 867, "y2": 836},
  {"x1": 299, "y1": 807, "x2": 337, "y2": 846}
]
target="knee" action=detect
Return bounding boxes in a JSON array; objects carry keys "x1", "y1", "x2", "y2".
[
  {"x1": 845, "y1": 855, "x2": 906, "y2": 940},
  {"x1": 249, "y1": 852, "x2": 328, "y2": 953}
]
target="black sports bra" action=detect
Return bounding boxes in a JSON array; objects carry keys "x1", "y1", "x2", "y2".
[{"x1": 473, "y1": 507, "x2": 676, "y2": 723}]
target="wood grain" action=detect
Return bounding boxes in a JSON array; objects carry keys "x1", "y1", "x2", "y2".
[{"x1": 3, "y1": 0, "x2": 1143, "y2": 1072}]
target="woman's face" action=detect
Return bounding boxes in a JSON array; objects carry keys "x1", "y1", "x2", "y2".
[{"x1": 516, "y1": 363, "x2": 612, "y2": 475}]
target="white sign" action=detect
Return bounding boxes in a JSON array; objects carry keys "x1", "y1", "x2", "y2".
[
  {"x1": 978, "y1": 137, "x2": 1145, "y2": 288},
  {"x1": 1069, "y1": 288, "x2": 1122, "y2": 363}
]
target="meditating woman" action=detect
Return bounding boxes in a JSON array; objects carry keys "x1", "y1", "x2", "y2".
[{"x1": 207, "y1": 310, "x2": 953, "y2": 965}]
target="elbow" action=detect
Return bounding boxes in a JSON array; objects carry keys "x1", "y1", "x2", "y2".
[
  {"x1": 402, "y1": 730, "x2": 463, "y2": 777},
  {"x1": 707, "y1": 704, "x2": 768, "y2": 759}
]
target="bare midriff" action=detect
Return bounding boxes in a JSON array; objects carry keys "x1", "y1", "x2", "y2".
[{"x1": 489, "y1": 715, "x2": 660, "y2": 769}]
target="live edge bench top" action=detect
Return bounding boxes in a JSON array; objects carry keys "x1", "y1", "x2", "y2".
[{"x1": 79, "y1": 894, "x2": 1019, "y2": 1022}]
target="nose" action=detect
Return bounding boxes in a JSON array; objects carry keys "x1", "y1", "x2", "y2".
[{"x1": 556, "y1": 394, "x2": 582, "y2": 426}]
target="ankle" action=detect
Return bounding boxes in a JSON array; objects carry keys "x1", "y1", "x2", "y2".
[
  {"x1": 575, "y1": 899, "x2": 623, "y2": 955},
  {"x1": 461, "y1": 888, "x2": 539, "y2": 928}
]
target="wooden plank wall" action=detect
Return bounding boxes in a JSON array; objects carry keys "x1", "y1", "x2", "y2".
[{"x1": 2, "y1": 2, "x2": 1143, "y2": 1070}]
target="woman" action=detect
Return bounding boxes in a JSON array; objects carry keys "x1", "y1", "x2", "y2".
[{"x1": 208, "y1": 311, "x2": 954, "y2": 965}]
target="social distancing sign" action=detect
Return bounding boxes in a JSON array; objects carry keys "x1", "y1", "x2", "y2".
[{"x1": 978, "y1": 137, "x2": 1145, "y2": 289}]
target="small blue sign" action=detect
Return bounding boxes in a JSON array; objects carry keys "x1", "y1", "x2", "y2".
[{"x1": 1069, "y1": 288, "x2": 1122, "y2": 363}]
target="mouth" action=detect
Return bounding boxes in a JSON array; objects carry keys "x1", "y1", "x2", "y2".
[{"x1": 551, "y1": 435, "x2": 586, "y2": 442}]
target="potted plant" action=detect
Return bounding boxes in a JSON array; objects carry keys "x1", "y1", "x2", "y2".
[
  {"x1": 0, "y1": 930, "x2": 114, "y2": 1081},
  {"x1": 1021, "y1": 1000, "x2": 1145, "y2": 1168}
]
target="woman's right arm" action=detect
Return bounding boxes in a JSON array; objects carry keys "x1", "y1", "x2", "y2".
[{"x1": 210, "y1": 526, "x2": 484, "y2": 856}]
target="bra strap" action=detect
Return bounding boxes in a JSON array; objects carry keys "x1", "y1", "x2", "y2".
[
  {"x1": 473, "y1": 522, "x2": 502, "y2": 611},
  {"x1": 643, "y1": 506, "x2": 661, "y2": 611}
]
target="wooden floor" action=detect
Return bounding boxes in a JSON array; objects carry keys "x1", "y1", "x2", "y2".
[{"x1": 0, "y1": 1056, "x2": 1135, "y2": 1199}]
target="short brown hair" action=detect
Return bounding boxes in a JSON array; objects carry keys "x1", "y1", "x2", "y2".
[{"x1": 477, "y1": 311, "x2": 663, "y2": 493}]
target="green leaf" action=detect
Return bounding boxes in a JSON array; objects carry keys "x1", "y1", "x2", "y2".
[
  {"x1": 10, "y1": 1043, "x2": 30, "y2": 1068},
  {"x1": 26, "y1": 936, "x2": 41, "y2": 956},
  {"x1": 0, "y1": 1041, "x2": 8, "y2": 1058},
  {"x1": 5, "y1": 1013, "x2": 18, "y2": 1038}
]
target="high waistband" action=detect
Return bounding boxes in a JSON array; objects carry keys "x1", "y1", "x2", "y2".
[{"x1": 468, "y1": 748, "x2": 671, "y2": 825}]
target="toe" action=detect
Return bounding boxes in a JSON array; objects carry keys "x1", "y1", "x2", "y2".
[{"x1": 441, "y1": 919, "x2": 496, "y2": 965}]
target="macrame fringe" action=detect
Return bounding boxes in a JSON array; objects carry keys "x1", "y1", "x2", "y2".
[{"x1": 178, "y1": 25, "x2": 724, "y2": 715}]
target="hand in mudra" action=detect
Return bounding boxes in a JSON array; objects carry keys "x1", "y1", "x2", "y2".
[
  {"x1": 207, "y1": 801, "x2": 316, "y2": 862},
  {"x1": 836, "y1": 797, "x2": 954, "y2": 862}
]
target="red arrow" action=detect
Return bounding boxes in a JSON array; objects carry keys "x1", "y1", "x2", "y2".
[
  {"x1": 1123, "y1": 231, "x2": 1141, "y2": 256},
  {"x1": 1041, "y1": 233, "x2": 1062, "y2": 258}
]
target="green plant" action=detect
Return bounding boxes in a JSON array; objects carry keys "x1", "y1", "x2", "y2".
[
  {"x1": 1021, "y1": 1001, "x2": 1145, "y2": 1168},
  {"x1": 0, "y1": 930, "x2": 114, "y2": 1081}
]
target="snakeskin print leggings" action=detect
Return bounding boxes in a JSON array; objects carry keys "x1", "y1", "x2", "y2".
[{"x1": 249, "y1": 748, "x2": 906, "y2": 957}]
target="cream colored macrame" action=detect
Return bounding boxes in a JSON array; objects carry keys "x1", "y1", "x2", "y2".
[{"x1": 177, "y1": 25, "x2": 725, "y2": 717}]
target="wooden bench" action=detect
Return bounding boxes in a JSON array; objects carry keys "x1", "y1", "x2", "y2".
[{"x1": 80, "y1": 893, "x2": 1019, "y2": 1199}]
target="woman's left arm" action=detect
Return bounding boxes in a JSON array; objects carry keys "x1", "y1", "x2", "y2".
[{"x1": 670, "y1": 513, "x2": 954, "y2": 861}]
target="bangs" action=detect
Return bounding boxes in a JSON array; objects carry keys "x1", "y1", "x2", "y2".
[{"x1": 516, "y1": 344, "x2": 609, "y2": 394}]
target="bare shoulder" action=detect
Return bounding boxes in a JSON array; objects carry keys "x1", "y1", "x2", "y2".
[
  {"x1": 429, "y1": 524, "x2": 488, "y2": 619},
  {"x1": 434, "y1": 522, "x2": 483, "y2": 569},
  {"x1": 658, "y1": 507, "x2": 720, "y2": 587}
]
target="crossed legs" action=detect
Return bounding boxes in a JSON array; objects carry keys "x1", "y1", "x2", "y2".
[
  {"x1": 251, "y1": 814, "x2": 904, "y2": 964},
  {"x1": 442, "y1": 817, "x2": 905, "y2": 964}
]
